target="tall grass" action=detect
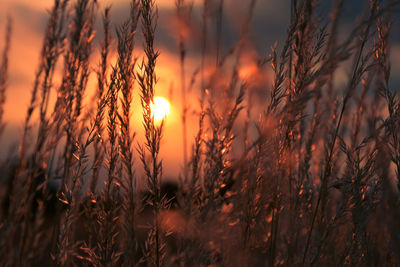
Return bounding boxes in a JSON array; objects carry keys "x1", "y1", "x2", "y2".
[
  {"x1": 0, "y1": 16, "x2": 11, "y2": 139},
  {"x1": 1, "y1": 0, "x2": 400, "y2": 265}
]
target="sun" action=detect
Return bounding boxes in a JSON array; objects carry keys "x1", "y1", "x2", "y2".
[{"x1": 150, "y1": 96, "x2": 170, "y2": 122}]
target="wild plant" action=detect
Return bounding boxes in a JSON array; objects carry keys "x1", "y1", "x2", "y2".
[{"x1": 0, "y1": 0, "x2": 400, "y2": 266}]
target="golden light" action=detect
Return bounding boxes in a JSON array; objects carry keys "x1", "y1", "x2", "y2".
[{"x1": 150, "y1": 96, "x2": 170, "y2": 122}]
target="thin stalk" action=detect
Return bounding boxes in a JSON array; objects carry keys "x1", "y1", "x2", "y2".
[{"x1": 301, "y1": 2, "x2": 376, "y2": 265}]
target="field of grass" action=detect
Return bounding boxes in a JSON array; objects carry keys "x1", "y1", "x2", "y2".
[{"x1": 1, "y1": 0, "x2": 400, "y2": 266}]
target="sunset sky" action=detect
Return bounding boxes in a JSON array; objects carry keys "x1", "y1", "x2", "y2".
[{"x1": 1, "y1": 0, "x2": 400, "y2": 178}]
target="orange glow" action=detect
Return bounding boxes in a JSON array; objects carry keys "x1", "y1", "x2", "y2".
[{"x1": 151, "y1": 96, "x2": 170, "y2": 122}]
